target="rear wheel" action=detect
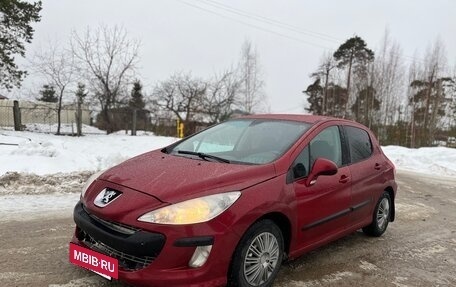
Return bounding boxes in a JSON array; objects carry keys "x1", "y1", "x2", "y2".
[
  {"x1": 228, "y1": 219, "x2": 284, "y2": 287},
  {"x1": 363, "y1": 192, "x2": 391, "y2": 237}
]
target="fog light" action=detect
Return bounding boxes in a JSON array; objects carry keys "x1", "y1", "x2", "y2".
[{"x1": 189, "y1": 245, "x2": 212, "y2": 268}]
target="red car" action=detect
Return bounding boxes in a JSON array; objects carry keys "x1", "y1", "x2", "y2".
[{"x1": 71, "y1": 114, "x2": 397, "y2": 287}]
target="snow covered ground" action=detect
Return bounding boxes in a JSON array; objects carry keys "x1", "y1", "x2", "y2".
[
  {"x1": 382, "y1": 145, "x2": 456, "y2": 177},
  {"x1": 0, "y1": 125, "x2": 178, "y2": 219},
  {"x1": 1, "y1": 126, "x2": 455, "y2": 219},
  {"x1": 0, "y1": 126, "x2": 177, "y2": 175}
]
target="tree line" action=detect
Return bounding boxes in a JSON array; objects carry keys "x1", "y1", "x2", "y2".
[
  {"x1": 304, "y1": 32, "x2": 456, "y2": 148},
  {"x1": 1, "y1": 0, "x2": 266, "y2": 135},
  {"x1": 2, "y1": 0, "x2": 455, "y2": 146},
  {"x1": 152, "y1": 40, "x2": 265, "y2": 135}
]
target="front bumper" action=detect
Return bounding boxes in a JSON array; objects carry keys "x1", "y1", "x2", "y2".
[
  {"x1": 73, "y1": 202, "x2": 165, "y2": 270},
  {"x1": 71, "y1": 201, "x2": 240, "y2": 287}
]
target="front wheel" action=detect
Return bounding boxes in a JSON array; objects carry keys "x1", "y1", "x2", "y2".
[
  {"x1": 228, "y1": 219, "x2": 284, "y2": 287},
  {"x1": 363, "y1": 192, "x2": 392, "y2": 237}
]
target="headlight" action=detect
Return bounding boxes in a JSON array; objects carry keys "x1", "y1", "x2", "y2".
[
  {"x1": 138, "y1": 191, "x2": 241, "y2": 225},
  {"x1": 81, "y1": 170, "x2": 105, "y2": 198}
]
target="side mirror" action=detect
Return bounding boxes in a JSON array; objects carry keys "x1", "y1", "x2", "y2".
[{"x1": 305, "y1": 158, "x2": 338, "y2": 187}]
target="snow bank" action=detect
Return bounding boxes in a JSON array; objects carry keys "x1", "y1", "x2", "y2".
[
  {"x1": 0, "y1": 171, "x2": 91, "y2": 195},
  {"x1": 0, "y1": 130, "x2": 178, "y2": 175},
  {"x1": 382, "y1": 145, "x2": 456, "y2": 176}
]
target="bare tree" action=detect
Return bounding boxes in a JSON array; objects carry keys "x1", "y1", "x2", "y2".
[
  {"x1": 153, "y1": 72, "x2": 207, "y2": 135},
  {"x1": 71, "y1": 25, "x2": 139, "y2": 134},
  {"x1": 29, "y1": 42, "x2": 75, "y2": 135},
  {"x1": 450, "y1": 63, "x2": 456, "y2": 132},
  {"x1": 350, "y1": 65, "x2": 381, "y2": 129},
  {"x1": 204, "y1": 69, "x2": 242, "y2": 124},
  {"x1": 237, "y1": 40, "x2": 266, "y2": 113},
  {"x1": 406, "y1": 58, "x2": 420, "y2": 148},
  {"x1": 408, "y1": 39, "x2": 451, "y2": 147},
  {"x1": 373, "y1": 30, "x2": 405, "y2": 128}
]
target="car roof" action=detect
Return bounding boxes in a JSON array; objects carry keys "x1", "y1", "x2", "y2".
[{"x1": 238, "y1": 114, "x2": 348, "y2": 124}]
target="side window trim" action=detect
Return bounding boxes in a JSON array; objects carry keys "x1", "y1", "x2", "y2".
[{"x1": 338, "y1": 125, "x2": 351, "y2": 166}]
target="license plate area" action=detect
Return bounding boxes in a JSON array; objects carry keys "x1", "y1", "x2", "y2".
[{"x1": 69, "y1": 243, "x2": 119, "y2": 279}]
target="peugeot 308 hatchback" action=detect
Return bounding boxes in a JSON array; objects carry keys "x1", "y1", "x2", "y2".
[{"x1": 70, "y1": 114, "x2": 397, "y2": 287}]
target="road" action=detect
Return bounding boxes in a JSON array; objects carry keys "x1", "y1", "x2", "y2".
[{"x1": 0, "y1": 171, "x2": 455, "y2": 287}]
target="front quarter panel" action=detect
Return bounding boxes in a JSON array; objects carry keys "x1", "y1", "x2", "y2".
[{"x1": 223, "y1": 173, "x2": 297, "y2": 251}]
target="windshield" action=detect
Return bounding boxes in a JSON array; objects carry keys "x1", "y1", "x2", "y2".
[{"x1": 169, "y1": 119, "x2": 311, "y2": 164}]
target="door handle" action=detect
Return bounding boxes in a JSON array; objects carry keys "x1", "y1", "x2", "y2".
[
  {"x1": 339, "y1": 175, "x2": 350, "y2": 183},
  {"x1": 374, "y1": 163, "x2": 381, "y2": 170}
]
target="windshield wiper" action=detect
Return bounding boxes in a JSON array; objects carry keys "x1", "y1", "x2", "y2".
[{"x1": 177, "y1": 150, "x2": 230, "y2": 163}]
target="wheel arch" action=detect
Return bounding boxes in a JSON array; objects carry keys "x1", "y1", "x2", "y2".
[
  {"x1": 255, "y1": 212, "x2": 292, "y2": 258},
  {"x1": 384, "y1": 186, "x2": 395, "y2": 222},
  {"x1": 227, "y1": 212, "x2": 290, "y2": 286}
]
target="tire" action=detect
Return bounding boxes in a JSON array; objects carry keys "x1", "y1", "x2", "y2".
[
  {"x1": 228, "y1": 219, "x2": 284, "y2": 287},
  {"x1": 363, "y1": 192, "x2": 392, "y2": 237}
]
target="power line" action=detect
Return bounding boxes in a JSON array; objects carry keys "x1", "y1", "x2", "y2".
[
  {"x1": 175, "y1": 0, "x2": 426, "y2": 64},
  {"x1": 175, "y1": 0, "x2": 334, "y2": 50},
  {"x1": 195, "y1": 0, "x2": 342, "y2": 44}
]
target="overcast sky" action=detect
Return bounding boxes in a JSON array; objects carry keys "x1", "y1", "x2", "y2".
[{"x1": 12, "y1": 0, "x2": 456, "y2": 113}]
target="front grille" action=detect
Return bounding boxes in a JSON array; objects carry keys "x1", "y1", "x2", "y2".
[
  {"x1": 77, "y1": 227, "x2": 155, "y2": 271},
  {"x1": 74, "y1": 202, "x2": 165, "y2": 271},
  {"x1": 82, "y1": 205, "x2": 140, "y2": 235}
]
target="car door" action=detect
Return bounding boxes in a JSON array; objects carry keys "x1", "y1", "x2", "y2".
[
  {"x1": 343, "y1": 125, "x2": 384, "y2": 227},
  {"x1": 290, "y1": 125, "x2": 352, "y2": 248}
]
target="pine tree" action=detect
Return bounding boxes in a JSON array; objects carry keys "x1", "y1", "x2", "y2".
[
  {"x1": 75, "y1": 83, "x2": 87, "y2": 136},
  {"x1": 37, "y1": 84, "x2": 58, "y2": 103},
  {"x1": 326, "y1": 84, "x2": 348, "y2": 118},
  {"x1": 129, "y1": 80, "x2": 145, "y2": 110},
  {"x1": 75, "y1": 83, "x2": 87, "y2": 103},
  {"x1": 303, "y1": 79, "x2": 323, "y2": 115},
  {"x1": 333, "y1": 36, "x2": 374, "y2": 117},
  {"x1": 0, "y1": 0, "x2": 42, "y2": 90}
]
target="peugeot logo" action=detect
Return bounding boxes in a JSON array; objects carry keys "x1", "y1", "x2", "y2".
[{"x1": 94, "y1": 188, "x2": 122, "y2": 207}]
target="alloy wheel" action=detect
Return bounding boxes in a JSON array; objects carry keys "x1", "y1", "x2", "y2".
[
  {"x1": 377, "y1": 197, "x2": 390, "y2": 230},
  {"x1": 243, "y1": 232, "x2": 280, "y2": 286}
]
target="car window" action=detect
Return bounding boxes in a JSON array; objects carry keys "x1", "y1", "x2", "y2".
[
  {"x1": 171, "y1": 119, "x2": 311, "y2": 164},
  {"x1": 345, "y1": 126, "x2": 372, "y2": 163},
  {"x1": 194, "y1": 121, "x2": 247, "y2": 153},
  {"x1": 291, "y1": 126, "x2": 342, "y2": 180},
  {"x1": 309, "y1": 126, "x2": 342, "y2": 167},
  {"x1": 291, "y1": 146, "x2": 310, "y2": 179}
]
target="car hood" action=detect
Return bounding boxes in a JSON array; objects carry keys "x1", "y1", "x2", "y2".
[{"x1": 99, "y1": 150, "x2": 277, "y2": 203}]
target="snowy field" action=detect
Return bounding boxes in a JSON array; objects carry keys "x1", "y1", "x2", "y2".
[
  {"x1": 0, "y1": 125, "x2": 455, "y2": 219},
  {"x1": 0, "y1": 125, "x2": 177, "y2": 175}
]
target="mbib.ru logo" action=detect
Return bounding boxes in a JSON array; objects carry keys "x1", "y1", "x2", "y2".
[{"x1": 69, "y1": 243, "x2": 118, "y2": 279}]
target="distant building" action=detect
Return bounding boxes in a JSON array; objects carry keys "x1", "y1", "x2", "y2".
[{"x1": 0, "y1": 94, "x2": 8, "y2": 100}]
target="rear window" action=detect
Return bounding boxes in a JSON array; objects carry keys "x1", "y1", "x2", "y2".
[{"x1": 345, "y1": 126, "x2": 372, "y2": 163}]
